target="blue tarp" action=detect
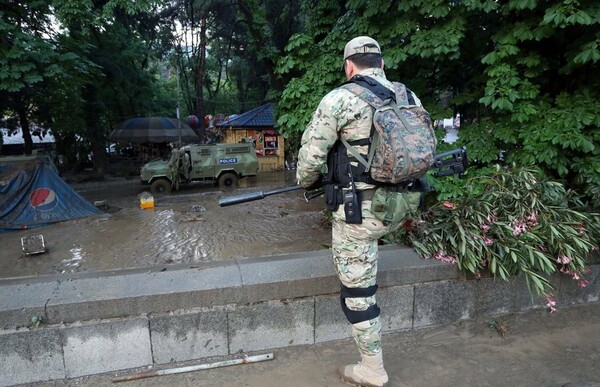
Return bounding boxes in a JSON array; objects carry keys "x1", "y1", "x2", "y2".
[{"x1": 0, "y1": 160, "x2": 104, "y2": 232}]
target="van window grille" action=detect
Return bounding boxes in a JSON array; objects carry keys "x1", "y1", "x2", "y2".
[{"x1": 225, "y1": 146, "x2": 250, "y2": 154}]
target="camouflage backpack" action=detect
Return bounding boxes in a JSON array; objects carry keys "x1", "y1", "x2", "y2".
[{"x1": 339, "y1": 76, "x2": 437, "y2": 185}]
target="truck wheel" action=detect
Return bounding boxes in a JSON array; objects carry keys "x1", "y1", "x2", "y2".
[
  {"x1": 218, "y1": 173, "x2": 238, "y2": 189},
  {"x1": 150, "y1": 178, "x2": 172, "y2": 195}
]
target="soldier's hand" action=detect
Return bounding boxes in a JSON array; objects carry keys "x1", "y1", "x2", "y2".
[{"x1": 303, "y1": 176, "x2": 324, "y2": 191}]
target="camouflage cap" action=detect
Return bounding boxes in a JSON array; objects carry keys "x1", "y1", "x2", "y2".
[{"x1": 342, "y1": 36, "x2": 381, "y2": 70}]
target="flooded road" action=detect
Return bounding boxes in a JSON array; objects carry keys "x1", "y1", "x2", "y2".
[{"x1": 0, "y1": 171, "x2": 331, "y2": 279}]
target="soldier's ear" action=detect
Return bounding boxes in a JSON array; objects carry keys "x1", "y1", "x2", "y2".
[
  {"x1": 381, "y1": 58, "x2": 385, "y2": 70},
  {"x1": 344, "y1": 60, "x2": 355, "y2": 80}
]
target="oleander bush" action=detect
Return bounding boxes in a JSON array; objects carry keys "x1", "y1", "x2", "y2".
[{"x1": 388, "y1": 164, "x2": 600, "y2": 307}]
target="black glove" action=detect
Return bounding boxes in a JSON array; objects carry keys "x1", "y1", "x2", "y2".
[{"x1": 303, "y1": 175, "x2": 324, "y2": 191}]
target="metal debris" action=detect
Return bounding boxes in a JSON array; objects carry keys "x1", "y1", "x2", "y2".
[{"x1": 21, "y1": 235, "x2": 46, "y2": 255}]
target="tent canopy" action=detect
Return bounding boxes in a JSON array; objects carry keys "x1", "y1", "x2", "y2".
[
  {"x1": 0, "y1": 159, "x2": 104, "y2": 232},
  {"x1": 110, "y1": 117, "x2": 199, "y2": 143}
]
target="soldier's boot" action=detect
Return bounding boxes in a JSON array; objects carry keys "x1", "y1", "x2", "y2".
[{"x1": 338, "y1": 352, "x2": 388, "y2": 387}]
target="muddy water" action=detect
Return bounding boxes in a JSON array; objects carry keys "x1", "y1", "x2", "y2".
[{"x1": 0, "y1": 171, "x2": 331, "y2": 279}]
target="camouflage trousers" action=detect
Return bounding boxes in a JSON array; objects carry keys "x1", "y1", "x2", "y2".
[{"x1": 331, "y1": 197, "x2": 402, "y2": 356}]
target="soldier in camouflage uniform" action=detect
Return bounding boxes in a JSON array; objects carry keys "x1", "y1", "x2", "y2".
[{"x1": 296, "y1": 36, "x2": 423, "y2": 387}]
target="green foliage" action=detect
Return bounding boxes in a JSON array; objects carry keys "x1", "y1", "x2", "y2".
[
  {"x1": 0, "y1": 2, "x2": 68, "y2": 93},
  {"x1": 2, "y1": 0, "x2": 599, "y2": 197},
  {"x1": 276, "y1": 0, "x2": 599, "y2": 205},
  {"x1": 395, "y1": 165, "x2": 600, "y2": 299},
  {"x1": 276, "y1": 31, "x2": 347, "y2": 136}
]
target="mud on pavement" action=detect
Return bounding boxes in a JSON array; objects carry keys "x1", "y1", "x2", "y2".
[{"x1": 0, "y1": 171, "x2": 331, "y2": 279}]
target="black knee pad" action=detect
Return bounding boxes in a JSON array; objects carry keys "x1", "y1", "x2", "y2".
[{"x1": 340, "y1": 284, "x2": 380, "y2": 324}]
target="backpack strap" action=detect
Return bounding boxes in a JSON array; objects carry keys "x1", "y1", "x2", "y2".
[
  {"x1": 340, "y1": 134, "x2": 377, "y2": 173},
  {"x1": 404, "y1": 86, "x2": 416, "y2": 105},
  {"x1": 338, "y1": 76, "x2": 393, "y2": 173},
  {"x1": 340, "y1": 75, "x2": 395, "y2": 106},
  {"x1": 394, "y1": 83, "x2": 413, "y2": 106},
  {"x1": 341, "y1": 75, "x2": 414, "y2": 106}
]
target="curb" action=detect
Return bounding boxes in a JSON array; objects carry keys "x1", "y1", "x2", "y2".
[{"x1": 1, "y1": 245, "x2": 598, "y2": 386}]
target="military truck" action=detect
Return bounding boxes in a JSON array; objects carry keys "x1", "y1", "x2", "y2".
[{"x1": 140, "y1": 143, "x2": 259, "y2": 194}]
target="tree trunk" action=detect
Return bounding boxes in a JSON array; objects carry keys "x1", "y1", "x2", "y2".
[
  {"x1": 194, "y1": 12, "x2": 207, "y2": 141},
  {"x1": 83, "y1": 85, "x2": 105, "y2": 177},
  {"x1": 91, "y1": 123, "x2": 105, "y2": 176},
  {"x1": 237, "y1": 0, "x2": 284, "y2": 92},
  {"x1": 16, "y1": 98, "x2": 33, "y2": 155}
]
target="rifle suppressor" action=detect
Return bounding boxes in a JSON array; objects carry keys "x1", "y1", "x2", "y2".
[{"x1": 218, "y1": 185, "x2": 303, "y2": 207}]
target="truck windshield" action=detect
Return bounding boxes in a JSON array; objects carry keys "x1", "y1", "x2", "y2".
[{"x1": 167, "y1": 150, "x2": 178, "y2": 166}]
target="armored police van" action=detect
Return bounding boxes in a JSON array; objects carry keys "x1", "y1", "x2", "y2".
[{"x1": 140, "y1": 143, "x2": 259, "y2": 194}]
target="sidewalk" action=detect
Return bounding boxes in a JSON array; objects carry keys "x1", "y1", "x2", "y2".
[{"x1": 33, "y1": 303, "x2": 600, "y2": 387}]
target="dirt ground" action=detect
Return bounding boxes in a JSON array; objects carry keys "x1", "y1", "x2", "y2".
[
  {"x1": 34, "y1": 303, "x2": 600, "y2": 387},
  {"x1": 0, "y1": 170, "x2": 331, "y2": 279}
]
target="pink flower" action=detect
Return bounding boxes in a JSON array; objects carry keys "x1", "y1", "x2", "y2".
[
  {"x1": 572, "y1": 272, "x2": 580, "y2": 280},
  {"x1": 543, "y1": 295, "x2": 557, "y2": 313},
  {"x1": 539, "y1": 245, "x2": 548, "y2": 252},
  {"x1": 578, "y1": 280, "x2": 589, "y2": 288},
  {"x1": 442, "y1": 201, "x2": 457, "y2": 209},
  {"x1": 526, "y1": 211, "x2": 539, "y2": 227},
  {"x1": 480, "y1": 224, "x2": 490, "y2": 232},
  {"x1": 512, "y1": 221, "x2": 528, "y2": 236},
  {"x1": 557, "y1": 255, "x2": 572, "y2": 265},
  {"x1": 482, "y1": 236, "x2": 494, "y2": 246},
  {"x1": 432, "y1": 250, "x2": 457, "y2": 264}
]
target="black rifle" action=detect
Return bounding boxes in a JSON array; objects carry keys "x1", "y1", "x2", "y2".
[
  {"x1": 218, "y1": 147, "x2": 468, "y2": 207},
  {"x1": 430, "y1": 146, "x2": 468, "y2": 177}
]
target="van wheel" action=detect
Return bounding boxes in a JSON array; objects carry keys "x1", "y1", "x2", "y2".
[
  {"x1": 218, "y1": 173, "x2": 238, "y2": 189},
  {"x1": 150, "y1": 178, "x2": 172, "y2": 195}
]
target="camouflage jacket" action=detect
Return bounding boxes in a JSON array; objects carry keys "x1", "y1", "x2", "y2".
[{"x1": 296, "y1": 68, "x2": 422, "y2": 189}]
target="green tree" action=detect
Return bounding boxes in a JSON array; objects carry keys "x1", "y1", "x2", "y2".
[
  {"x1": 53, "y1": 0, "x2": 170, "y2": 173},
  {"x1": 162, "y1": 0, "x2": 303, "y2": 141},
  {"x1": 1, "y1": 0, "x2": 170, "y2": 172},
  {"x1": 276, "y1": 0, "x2": 600, "y2": 203},
  {"x1": 0, "y1": 1, "x2": 83, "y2": 154}
]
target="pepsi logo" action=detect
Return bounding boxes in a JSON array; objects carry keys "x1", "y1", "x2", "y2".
[{"x1": 30, "y1": 188, "x2": 58, "y2": 211}]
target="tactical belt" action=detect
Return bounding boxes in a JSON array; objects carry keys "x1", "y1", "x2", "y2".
[
  {"x1": 382, "y1": 181, "x2": 413, "y2": 191},
  {"x1": 357, "y1": 189, "x2": 375, "y2": 202}
]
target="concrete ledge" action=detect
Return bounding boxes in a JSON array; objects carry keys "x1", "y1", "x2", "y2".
[
  {"x1": 0, "y1": 245, "x2": 457, "y2": 329},
  {"x1": 1, "y1": 245, "x2": 598, "y2": 386}
]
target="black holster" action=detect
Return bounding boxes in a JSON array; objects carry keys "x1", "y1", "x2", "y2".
[{"x1": 325, "y1": 184, "x2": 343, "y2": 211}]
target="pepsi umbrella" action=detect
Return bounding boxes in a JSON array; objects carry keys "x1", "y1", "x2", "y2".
[{"x1": 109, "y1": 117, "x2": 200, "y2": 143}]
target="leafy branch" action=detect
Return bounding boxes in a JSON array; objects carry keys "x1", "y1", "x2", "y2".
[{"x1": 395, "y1": 164, "x2": 600, "y2": 301}]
